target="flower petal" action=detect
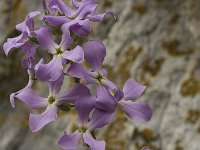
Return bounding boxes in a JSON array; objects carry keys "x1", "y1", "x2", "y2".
[
  {"x1": 36, "y1": 56, "x2": 63, "y2": 81},
  {"x1": 72, "y1": 0, "x2": 97, "y2": 19},
  {"x1": 57, "y1": 0, "x2": 74, "y2": 16},
  {"x1": 21, "y1": 43, "x2": 37, "y2": 69},
  {"x1": 101, "y1": 78, "x2": 118, "y2": 91},
  {"x1": 60, "y1": 24, "x2": 73, "y2": 50},
  {"x1": 62, "y1": 46, "x2": 84, "y2": 63},
  {"x1": 58, "y1": 131, "x2": 81, "y2": 150},
  {"x1": 72, "y1": 0, "x2": 81, "y2": 8},
  {"x1": 29, "y1": 105, "x2": 58, "y2": 132},
  {"x1": 35, "y1": 26, "x2": 57, "y2": 54},
  {"x1": 87, "y1": 11, "x2": 116, "y2": 22},
  {"x1": 57, "y1": 83, "x2": 90, "y2": 104},
  {"x1": 114, "y1": 88, "x2": 124, "y2": 102},
  {"x1": 21, "y1": 43, "x2": 37, "y2": 58},
  {"x1": 119, "y1": 100, "x2": 153, "y2": 122},
  {"x1": 82, "y1": 40, "x2": 106, "y2": 71},
  {"x1": 123, "y1": 79, "x2": 146, "y2": 101},
  {"x1": 42, "y1": 16, "x2": 69, "y2": 26},
  {"x1": 3, "y1": 33, "x2": 28, "y2": 56},
  {"x1": 76, "y1": 95, "x2": 96, "y2": 125},
  {"x1": 41, "y1": 0, "x2": 59, "y2": 15},
  {"x1": 89, "y1": 109, "x2": 115, "y2": 130},
  {"x1": 67, "y1": 63, "x2": 91, "y2": 82},
  {"x1": 83, "y1": 132, "x2": 106, "y2": 150},
  {"x1": 48, "y1": 73, "x2": 64, "y2": 96},
  {"x1": 16, "y1": 10, "x2": 41, "y2": 34},
  {"x1": 95, "y1": 85, "x2": 117, "y2": 112},
  {"x1": 71, "y1": 19, "x2": 91, "y2": 36},
  {"x1": 14, "y1": 88, "x2": 47, "y2": 109}
]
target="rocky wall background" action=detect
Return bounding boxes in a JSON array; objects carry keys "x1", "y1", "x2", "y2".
[{"x1": 0, "y1": 0, "x2": 200, "y2": 150}]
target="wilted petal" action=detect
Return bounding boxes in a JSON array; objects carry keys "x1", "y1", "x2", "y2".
[
  {"x1": 62, "y1": 46, "x2": 84, "y2": 63},
  {"x1": 57, "y1": 0, "x2": 74, "y2": 16},
  {"x1": 57, "y1": 83, "x2": 90, "y2": 104},
  {"x1": 96, "y1": 85, "x2": 117, "y2": 112},
  {"x1": 43, "y1": 16, "x2": 69, "y2": 26},
  {"x1": 71, "y1": 19, "x2": 91, "y2": 36},
  {"x1": 83, "y1": 132, "x2": 105, "y2": 150},
  {"x1": 58, "y1": 131, "x2": 81, "y2": 150},
  {"x1": 87, "y1": 11, "x2": 116, "y2": 22},
  {"x1": 21, "y1": 57, "x2": 35, "y2": 69},
  {"x1": 89, "y1": 109, "x2": 115, "y2": 130},
  {"x1": 36, "y1": 56, "x2": 63, "y2": 81},
  {"x1": 82, "y1": 40, "x2": 106, "y2": 71},
  {"x1": 119, "y1": 100, "x2": 153, "y2": 122},
  {"x1": 76, "y1": 95, "x2": 96, "y2": 125},
  {"x1": 14, "y1": 88, "x2": 47, "y2": 109},
  {"x1": 35, "y1": 26, "x2": 57, "y2": 53},
  {"x1": 22, "y1": 43, "x2": 37, "y2": 58},
  {"x1": 123, "y1": 79, "x2": 146, "y2": 101},
  {"x1": 48, "y1": 73, "x2": 64, "y2": 96},
  {"x1": 29, "y1": 104, "x2": 57, "y2": 132}
]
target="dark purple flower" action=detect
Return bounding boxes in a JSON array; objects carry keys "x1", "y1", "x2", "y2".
[
  {"x1": 35, "y1": 26, "x2": 84, "y2": 81},
  {"x1": 3, "y1": 10, "x2": 40, "y2": 56},
  {"x1": 42, "y1": 0, "x2": 115, "y2": 36},
  {"x1": 12, "y1": 74, "x2": 90, "y2": 132},
  {"x1": 58, "y1": 93, "x2": 114, "y2": 150}
]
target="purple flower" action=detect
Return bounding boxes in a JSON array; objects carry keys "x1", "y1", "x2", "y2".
[
  {"x1": 67, "y1": 40, "x2": 118, "y2": 111},
  {"x1": 58, "y1": 93, "x2": 114, "y2": 150},
  {"x1": 3, "y1": 10, "x2": 40, "y2": 56},
  {"x1": 35, "y1": 26, "x2": 84, "y2": 81},
  {"x1": 42, "y1": 0, "x2": 115, "y2": 36},
  {"x1": 12, "y1": 74, "x2": 90, "y2": 132},
  {"x1": 88, "y1": 78, "x2": 152, "y2": 123},
  {"x1": 10, "y1": 57, "x2": 45, "y2": 108},
  {"x1": 67, "y1": 40, "x2": 117, "y2": 90}
]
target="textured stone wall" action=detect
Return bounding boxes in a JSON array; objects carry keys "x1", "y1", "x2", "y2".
[{"x1": 1, "y1": 0, "x2": 200, "y2": 150}]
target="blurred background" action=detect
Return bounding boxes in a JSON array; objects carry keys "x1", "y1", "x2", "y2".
[{"x1": 1, "y1": 0, "x2": 200, "y2": 150}]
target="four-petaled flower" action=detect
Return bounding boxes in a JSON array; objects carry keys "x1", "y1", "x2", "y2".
[
  {"x1": 58, "y1": 92, "x2": 114, "y2": 150},
  {"x1": 35, "y1": 26, "x2": 84, "y2": 81},
  {"x1": 12, "y1": 74, "x2": 90, "y2": 132}
]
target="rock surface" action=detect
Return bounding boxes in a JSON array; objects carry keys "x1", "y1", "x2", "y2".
[{"x1": 1, "y1": 0, "x2": 200, "y2": 150}]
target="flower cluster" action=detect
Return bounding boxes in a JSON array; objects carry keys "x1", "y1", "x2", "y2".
[{"x1": 3, "y1": 0, "x2": 153, "y2": 149}]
